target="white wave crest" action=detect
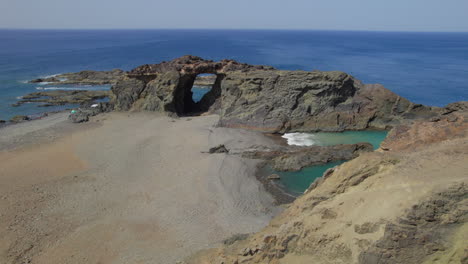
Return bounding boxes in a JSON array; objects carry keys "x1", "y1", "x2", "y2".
[
  {"x1": 36, "y1": 86, "x2": 89, "y2": 91},
  {"x1": 282, "y1": 133, "x2": 318, "y2": 146},
  {"x1": 37, "y1": 82, "x2": 52, "y2": 85},
  {"x1": 42, "y1": 73, "x2": 61, "y2": 78}
]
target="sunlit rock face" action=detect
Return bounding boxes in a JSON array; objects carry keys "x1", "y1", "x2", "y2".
[{"x1": 111, "y1": 55, "x2": 442, "y2": 132}]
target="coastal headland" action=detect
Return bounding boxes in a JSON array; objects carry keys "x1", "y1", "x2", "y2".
[{"x1": 1, "y1": 56, "x2": 467, "y2": 264}]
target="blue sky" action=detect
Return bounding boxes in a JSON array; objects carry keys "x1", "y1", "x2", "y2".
[{"x1": 0, "y1": 0, "x2": 467, "y2": 31}]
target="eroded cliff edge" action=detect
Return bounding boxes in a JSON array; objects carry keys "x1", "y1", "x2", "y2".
[
  {"x1": 187, "y1": 108, "x2": 468, "y2": 264},
  {"x1": 108, "y1": 55, "x2": 442, "y2": 132}
]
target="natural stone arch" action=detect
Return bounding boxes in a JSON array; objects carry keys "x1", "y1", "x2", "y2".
[
  {"x1": 112, "y1": 55, "x2": 271, "y2": 115},
  {"x1": 171, "y1": 73, "x2": 224, "y2": 115}
]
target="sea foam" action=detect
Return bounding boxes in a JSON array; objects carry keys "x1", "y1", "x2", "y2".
[
  {"x1": 36, "y1": 86, "x2": 87, "y2": 91},
  {"x1": 282, "y1": 133, "x2": 318, "y2": 146}
]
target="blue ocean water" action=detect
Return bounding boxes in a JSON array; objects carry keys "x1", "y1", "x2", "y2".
[{"x1": 1, "y1": 29, "x2": 467, "y2": 120}]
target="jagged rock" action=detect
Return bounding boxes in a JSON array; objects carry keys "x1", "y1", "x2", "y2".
[
  {"x1": 68, "y1": 111, "x2": 89, "y2": 123},
  {"x1": 29, "y1": 77, "x2": 59, "y2": 83},
  {"x1": 267, "y1": 174, "x2": 281, "y2": 180},
  {"x1": 380, "y1": 111, "x2": 467, "y2": 152},
  {"x1": 208, "y1": 144, "x2": 229, "y2": 154},
  {"x1": 243, "y1": 142, "x2": 373, "y2": 171},
  {"x1": 0, "y1": 120, "x2": 6, "y2": 123},
  {"x1": 13, "y1": 90, "x2": 110, "y2": 108},
  {"x1": 10, "y1": 115, "x2": 30, "y2": 123},
  {"x1": 186, "y1": 116, "x2": 468, "y2": 264},
  {"x1": 109, "y1": 56, "x2": 449, "y2": 132},
  {"x1": 68, "y1": 103, "x2": 113, "y2": 123},
  {"x1": 29, "y1": 69, "x2": 124, "y2": 85}
]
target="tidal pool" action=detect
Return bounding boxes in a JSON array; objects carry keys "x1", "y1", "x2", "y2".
[
  {"x1": 264, "y1": 161, "x2": 345, "y2": 196},
  {"x1": 268, "y1": 130, "x2": 388, "y2": 195}
]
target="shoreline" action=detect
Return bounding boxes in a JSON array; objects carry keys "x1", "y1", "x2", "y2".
[
  {"x1": 255, "y1": 162, "x2": 297, "y2": 204},
  {"x1": 0, "y1": 112, "x2": 282, "y2": 264}
]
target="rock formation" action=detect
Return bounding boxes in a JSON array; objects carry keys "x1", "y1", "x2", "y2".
[
  {"x1": 13, "y1": 90, "x2": 110, "y2": 107},
  {"x1": 242, "y1": 143, "x2": 373, "y2": 171},
  {"x1": 109, "y1": 55, "x2": 442, "y2": 132},
  {"x1": 187, "y1": 108, "x2": 468, "y2": 264},
  {"x1": 30, "y1": 69, "x2": 124, "y2": 85}
]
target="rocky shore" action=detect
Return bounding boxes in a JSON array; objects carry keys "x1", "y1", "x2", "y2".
[
  {"x1": 188, "y1": 105, "x2": 468, "y2": 264},
  {"x1": 13, "y1": 90, "x2": 110, "y2": 107},
  {"x1": 3, "y1": 56, "x2": 467, "y2": 264},
  {"x1": 29, "y1": 69, "x2": 124, "y2": 85}
]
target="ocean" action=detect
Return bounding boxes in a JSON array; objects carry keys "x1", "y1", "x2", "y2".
[{"x1": 1, "y1": 29, "x2": 467, "y2": 121}]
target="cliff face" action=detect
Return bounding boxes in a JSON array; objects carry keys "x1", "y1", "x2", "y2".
[
  {"x1": 187, "y1": 109, "x2": 468, "y2": 264},
  {"x1": 109, "y1": 56, "x2": 440, "y2": 132}
]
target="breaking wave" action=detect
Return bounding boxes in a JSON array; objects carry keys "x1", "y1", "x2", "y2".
[{"x1": 281, "y1": 133, "x2": 318, "y2": 146}]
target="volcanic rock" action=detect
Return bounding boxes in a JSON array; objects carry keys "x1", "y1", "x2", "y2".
[
  {"x1": 109, "y1": 56, "x2": 445, "y2": 132},
  {"x1": 29, "y1": 69, "x2": 125, "y2": 85},
  {"x1": 10, "y1": 115, "x2": 30, "y2": 123},
  {"x1": 13, "y1": 90, "x2": 110, "y2": 108}
]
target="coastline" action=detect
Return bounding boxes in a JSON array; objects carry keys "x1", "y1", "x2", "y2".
[{"x1": 0, "y1": 112, "x2": 282, "y2": 264}]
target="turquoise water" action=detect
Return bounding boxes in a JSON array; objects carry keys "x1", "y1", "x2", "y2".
[
  {"x1": 283, "y1": 130, "x2": 388, "y2": 150},
  {"x1": 267, "y1": 161, "x2": 345, "y2": 195},
  {"x1": 271, "y1": 130, "x2": 388, "y2": 195}
]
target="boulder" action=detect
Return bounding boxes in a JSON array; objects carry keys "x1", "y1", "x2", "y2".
[
  {"x1": 68, "y1": 102, "x2": 113, "y2": 123},
  {"x1": 10, "y1": 115, "x2": 30, "y2": 123},
  {"x1": 208, "y1": 144, "x2": 229, "y2": 154},
  {"x1": 267, "y1": 174, "x2": 281, "y2": 180}
]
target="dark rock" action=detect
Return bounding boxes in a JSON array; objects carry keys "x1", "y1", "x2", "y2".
[
  {"x1": 0, "y1": 120, "x2": 6, "y2": 123},
  {"x1": 29, "y1": 69, "x2": 125, "y2": 85},
  {"x1": 243, "y1": 142, "x2": 373, "y2": 171},
  {"x1": 68, "y1": 111, "x2": 89, "y2": 123},
  {"x1": 267, "y1": 174, "x2": 281, "y2": 180},
  {"x1": 10, "y1": 115, "x2": 30, "y2": 123},
  {"x1": 68, "y1": 103, "x2": 113, "y2": 123},
  {"x1": 109, "y1": 56, "x2": 444, "y2": 132},
  {"x1": 208, "y1": 144, "x2": 229, "y2": 154},
  {"x1": 13, "y1": 90, "x2": 110, "y2": 108},
  {"x1": 30, "y1": 77, "x2": 59, "y2": 83}
]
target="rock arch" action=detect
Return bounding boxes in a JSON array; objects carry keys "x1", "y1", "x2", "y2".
[
  {"x1": 111, "y1": 55, "x2": 272, "y2": 115},
  {"x1": 110, "y1": 55, "x2": 439, "y2": 133}
]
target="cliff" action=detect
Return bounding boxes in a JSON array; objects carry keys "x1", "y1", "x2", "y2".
[
  {"x1": 187, "y1": 108, "x2": 468, "y2": 264},
  {"x1": 109, "y1": 55, "x2": 441, "y2": 132}
]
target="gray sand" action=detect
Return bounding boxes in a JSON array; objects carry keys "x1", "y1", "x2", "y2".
[{"x1": 0, "y1": 112, "x2": 281, "y2": 264}]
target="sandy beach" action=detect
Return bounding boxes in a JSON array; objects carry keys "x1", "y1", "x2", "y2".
[{"x1": 0, "y1": 112, "x2": 281, "y2": 264}]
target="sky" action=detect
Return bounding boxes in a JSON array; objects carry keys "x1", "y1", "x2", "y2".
[{"x1": 0, "y1": 0, "x2": 467, "y2": 32}]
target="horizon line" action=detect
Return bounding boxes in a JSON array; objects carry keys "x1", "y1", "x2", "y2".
[{"x1": 0, "y1": 27, "x2": 467, "y2": 34}]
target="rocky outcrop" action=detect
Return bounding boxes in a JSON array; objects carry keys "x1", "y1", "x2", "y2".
[
  {"x1": 9, "y1": 115, "x2": 30, "y2": 123},
  {"x1": 242, "y1": 143, "x2": 373, "y2": 171},
  {"x1": 13, "y1": 90, "x2": 110, "y2": 107},
  {"x1": 30, "y1": 69, "x2": 124, "y2": 85},
  {"x1": 68, "y1": 103, "x2": 113, "y2": 123},
  {"x1": 187, "y1": 113, "x2": 468, "y2": 264},
  {"x1": 111, "y1": 56, "x2": 273, "y2": 115},
  {"x1": 109, "y1": 56, "x2": 444, "y2": 132},
  {"x1": 380, "y1": 104, "x2": 468, "y2": 152}
]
